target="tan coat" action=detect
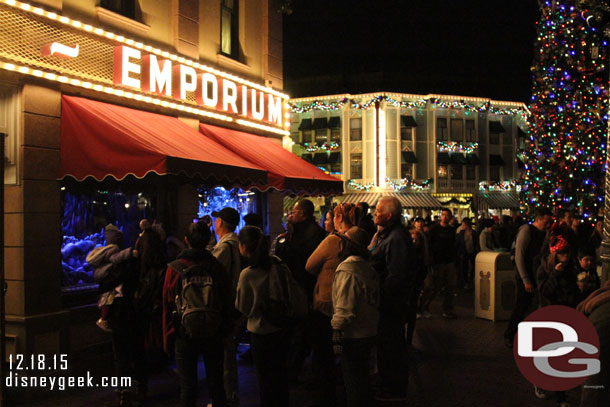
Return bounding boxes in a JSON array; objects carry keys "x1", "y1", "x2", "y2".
[{"x1": 306, "y1": 233, "x2": 342, "y2": 316}]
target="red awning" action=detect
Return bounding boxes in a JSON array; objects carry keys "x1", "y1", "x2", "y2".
[
  {"x1": 59, "y1": 96, "x2": 267, "y2": 186},
  {"x1": 199, "y1": 123, "x2": 343, "y2": 195}
]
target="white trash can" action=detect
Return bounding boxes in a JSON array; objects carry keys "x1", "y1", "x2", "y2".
[{"x1": 474, "y1": 251, "x2": 517, "y2": 321}]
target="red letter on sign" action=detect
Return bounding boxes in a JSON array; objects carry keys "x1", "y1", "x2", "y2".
[{"x1": 114, "y1": 46, "x2": 141, "y2": 89}]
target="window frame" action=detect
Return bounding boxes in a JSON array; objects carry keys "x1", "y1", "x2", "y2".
[
  {"x1": 400, "y1": 125, "x2": 413, "y2": 141},
  {"x1": 437, "y1": 118, "x2": 448, "y2": 141},
  {"x1": 450, "y1": 164, "x2": 463, "y2": 180},
  {"x1": 301, "y1": 130, "x2": 313, "y2": 144},
  {"x1": 350, "y1": 153, "x2": 362, "y2": 179},
  {"x1": 330, "y1": 127, "x2": 341, "y2": 142},
  {"x1": 489, "y1": 132, "x2": 500, "y2": 145},
  {"x1": 450, "y1": 119, "x2": 464, "y2": 142},
  {"x1": 349, "y1": 118, "x2": 362, "y2": 141},
  {"x1": 100, "y1": 0, "x2": 137, "y2": 20},
  {"x1": 401, "y1": 163, "x2": 414, "y2": 179},
  {"x1": 465, "y1": 119, "x2": 476, "y2": 142},
  {"x1": 466, "y1": 164, "x2": 476, "y2": 180},
  {"x1": 220, "y1": 0, "x2": 239, "y2": 59},
  {"x1": 315, "y1": 128, "x2": 328, "y2": 143},
  {"x1": 489, "y1": 166, "x2": 500, "y2": 182},
  {"x1": 437, "y1": 165, "x2": 448, "y2": 179}
]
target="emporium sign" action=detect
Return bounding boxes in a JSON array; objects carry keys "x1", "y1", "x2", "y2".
[{"x1": 0, "y1": 0, "x2": 289, "y2": 135}]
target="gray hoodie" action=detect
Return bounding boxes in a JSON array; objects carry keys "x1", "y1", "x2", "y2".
[{"x1": 331, "y1": 255, "x2": 380, "y2": 338}]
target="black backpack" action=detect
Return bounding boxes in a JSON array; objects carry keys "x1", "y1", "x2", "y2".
[
  {"x1": 169, "y1": 260, "x2": 223, "y2": 340},
  {"x1": 262, "y1": 256, "x2": 308, "y2": 328}
]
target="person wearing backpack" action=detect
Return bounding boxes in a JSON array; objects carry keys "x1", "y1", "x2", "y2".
[
  {"x1": 235, "y1": 226, "x2": 292, "y2": 407},
  {"x1": 162, "y1": 221, "x2": 232, "y2": 407},
  {"x1": 211, "y1": 207, "x2": 243, "y2": 406}
]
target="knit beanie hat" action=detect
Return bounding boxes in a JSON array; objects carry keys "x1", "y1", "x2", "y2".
[{"x1": 104, "y1": 224, "x2": 123, "y2": 246}]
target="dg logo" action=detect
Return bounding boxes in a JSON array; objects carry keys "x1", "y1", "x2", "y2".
[{"x1": 513, "y1": 305, "x2": 601, "y2": 391}]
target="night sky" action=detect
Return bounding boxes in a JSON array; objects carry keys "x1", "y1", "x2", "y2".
[{"x1": 283, "y1": 0, "x2": 541, "y2": 103}]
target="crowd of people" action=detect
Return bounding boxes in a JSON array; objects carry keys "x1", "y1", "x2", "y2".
[{"x1": 85, "y1": 199, "x2": 610, "y2": 407}]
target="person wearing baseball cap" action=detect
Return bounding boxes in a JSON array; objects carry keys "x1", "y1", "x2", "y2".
[{"x1": 211, "y1": 207, "x2": 242, "y2": 405}]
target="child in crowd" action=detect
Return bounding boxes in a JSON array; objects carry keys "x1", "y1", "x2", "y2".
[
  {"x1": 576, "y1": 248, "x2": 601, "y2": 299},
  {"x1": 86, "y1": 224, "x2": 125, "y2": 332}
]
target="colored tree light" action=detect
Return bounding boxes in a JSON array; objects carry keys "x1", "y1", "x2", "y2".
[{"x1": 520, "y1": 0, "x2": 609, "y2": 221}]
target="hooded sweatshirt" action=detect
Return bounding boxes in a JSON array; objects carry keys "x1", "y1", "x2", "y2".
[{"x1": 331, "y1": 255, "x2": 379, "y2": 338}]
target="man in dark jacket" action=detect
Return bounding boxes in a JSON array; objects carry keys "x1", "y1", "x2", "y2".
[
  {"x1": 456, "y1": 218, "x2": 478, "y2": 289},
  {"x1": 162, "y1": 221, "x2": 232, "y2": 407},
  {"x1": 503, "y1": 207, "x2": 552, "y2": 347},
  {"x1": 272, "y1": 198, "x2": 326, "y2": 385},
  {"x1": 421, "y1": 208, "x2": 459, "y2": 319},
  {"x1": 372, "y1": 196, "x2": 415, "y2": 400},
  {"x1": 273, "y1": 199, "x2": 326, "y2": 299}
]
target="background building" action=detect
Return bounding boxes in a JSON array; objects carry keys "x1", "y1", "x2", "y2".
[{"x1": 288, "y1": 93, "x2": 529, "y2": 220}]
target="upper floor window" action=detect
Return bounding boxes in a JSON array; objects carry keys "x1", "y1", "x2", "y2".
[
  {"x1": 350, "y1": 153, "x2": 362, "y2": 179},
  {"x1": 331, "y1": 128, "x2": 341, "y2": 142},
  {"x1": 437, "y1": 165, "x2": 448, "y2": 179},
  {"x1": 350, "y1": 118, "x2": 362, "y2": 141},
  {"x1": 221, "y1": 0, "x2": 239, "y2": 58},
  {"x1": 489, "y1": 133, "x2": 500, "y2": 144},
  {"x1": 489, "y1": 120, "x2": 504, "y2": 145},
  {"x1": 302, "y1": 130, "x2": 313, "y2": 144},
  {"x1": 401, "y1": 163, "x2": 413, "y2": 179},
  {"x1": 465, "y1": 119, "x2": 476, "y2": 142},
  {"x1": 450, "y1": 165, "x2": 463, "y2": 180},
  {"x1": 450, "y1": 119, "x2": 463, "y2": 142},
  {"x1": 466, "y1": 165, "x2": 476, "y2": 180},
  {"x1": 489, "y1": 166, "x2": 500, "y2": 182},
  {"x1": 100, "y1": 0, "x2": 136, "y2": 20},
  {"x1": 437, "y1": 118, "x2": 448, "y2": 141},
  {"x1": 400, "y1": 126, "x2": 413, "y2": 141},
  {"x1": 315, "y1": 129, "x2": 328, "y2": 143}
]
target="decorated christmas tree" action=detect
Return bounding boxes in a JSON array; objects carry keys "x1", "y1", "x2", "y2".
[{"x1": 520, "y1": 0, "x2": 610, "y2": 221}]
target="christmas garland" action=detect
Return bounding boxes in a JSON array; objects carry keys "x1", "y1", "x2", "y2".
[
  {"x1": 437, "y1": 141, "x2": 479, "y2": 153},
  {"x1": 290, "y1": 95, "x2": 527, "y2": 117},
  {"x1": 347, "y1": 180, "x2": 375, "y2": 191},
  {"x1": 386, "y1": 177, "x2": 433, "y2": 191},
  {"x1": 479, "y1": 180, "x2": 518, "y2": 192},
  {"x1": 304, "y1": 142, "x2": 340, "y2": 152}
]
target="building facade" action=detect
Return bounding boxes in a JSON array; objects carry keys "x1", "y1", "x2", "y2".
[
  {"x1": 0, "y1": 0, "x2": 342, "y2": 362},
  {"x1": 288, "y1": 92, "x2": 529, "y2": 219}
]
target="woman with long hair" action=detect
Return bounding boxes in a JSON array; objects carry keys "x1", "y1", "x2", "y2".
[
  {"x1": 133, "y1": 227, "x2": 168, "y2": 374},
  {"x1": 304, "y1": 202, "x2": 362, "y2": 406},
  {"x1": 235, "y1": 226, "x2": 290, "y2": 407}
]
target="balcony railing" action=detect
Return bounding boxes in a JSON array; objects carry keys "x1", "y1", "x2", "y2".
[
  {"x1": 451, "y1": 180, "x2": 464, "y2": 189},
  {"x1": 466, "y1": 180, "x2": 478, "y2": 189}
]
